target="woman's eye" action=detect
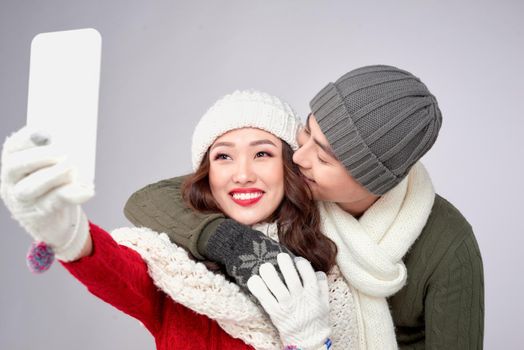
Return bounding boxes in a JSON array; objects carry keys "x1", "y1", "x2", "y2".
[
  {"x1": 255, "y1": 151, "x2": 272, "y2": 158},
  {"x1": 318, "y1": 156, "x2": 328, "y2": 164},
  {"x1": 214, "y1": 153, "x2": 231, "y2": 160}
]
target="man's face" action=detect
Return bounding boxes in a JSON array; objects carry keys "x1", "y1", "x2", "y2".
[{"x1": 292, "y1": 114, "x2": 378, "y2": 212}]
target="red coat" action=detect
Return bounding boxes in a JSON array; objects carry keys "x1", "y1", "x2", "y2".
[{"x1": 61, "y1": 222, "x2": 255, "y2": 350}]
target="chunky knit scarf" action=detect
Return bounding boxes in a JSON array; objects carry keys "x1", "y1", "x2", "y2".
[
  {"x1": 110, "y1": 226, "x2": 282, "y2": 350},
  {"x1": 318, "y1": 162, "x2": 435, "y2": 349}
]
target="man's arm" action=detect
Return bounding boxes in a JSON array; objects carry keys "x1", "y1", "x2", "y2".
[
  {"x1": 123, "y1": 175, "x2": 294, "y2": 289},
  {"x1": 424, "y1": 227, "x2": 484, "y2": 349},
  {"x1": 123, "y1": 175, "x2": 225, "y2": 260},
  {"x1": 391, "y1": 195, "x2": 484, "y2": 349}
]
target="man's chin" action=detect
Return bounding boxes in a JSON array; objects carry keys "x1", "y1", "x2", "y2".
[{"x1": 309, "y1": 186, "x2": 324, "y2": 201}]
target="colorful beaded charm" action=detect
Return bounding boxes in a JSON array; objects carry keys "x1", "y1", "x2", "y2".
[{"x1": 26, "y1": 241, "x2": 55, "y2": 273}]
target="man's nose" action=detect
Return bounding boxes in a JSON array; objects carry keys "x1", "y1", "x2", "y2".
[{"x1": 293, "y1": 143, "x2": 312, "y2": 169}]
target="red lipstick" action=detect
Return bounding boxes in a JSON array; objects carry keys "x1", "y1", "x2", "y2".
[{"x1": 229, "y1": 188, "x2": 264, "y2": 207}]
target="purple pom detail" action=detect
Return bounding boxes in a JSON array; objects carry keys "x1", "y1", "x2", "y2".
[{"x1": 26, "y1": 241, "x2": 55, "y2": 273}]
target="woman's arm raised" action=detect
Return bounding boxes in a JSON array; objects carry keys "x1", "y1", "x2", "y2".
[
  {"x1": 0, "y1": 127, "x2": 164, "y2": 334},
  {"x1": 1, "y1": 127, "x2": 93, "y2": 262}
]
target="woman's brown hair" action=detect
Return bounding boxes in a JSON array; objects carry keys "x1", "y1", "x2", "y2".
[{"x1": 182, "y1": 140, "x2": 338, "y2": 273}]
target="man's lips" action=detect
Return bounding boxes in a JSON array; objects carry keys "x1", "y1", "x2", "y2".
[
  {"x1": 301, "y1": 173, "x2": 316, "y2": 183},
  {"x1": 229, "y1": 188, "x2": 265, "y2": 207}
]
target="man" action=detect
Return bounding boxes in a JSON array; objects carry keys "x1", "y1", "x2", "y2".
[{"x1": 125, "y1": 65, "x2": 484, "y2": 349}]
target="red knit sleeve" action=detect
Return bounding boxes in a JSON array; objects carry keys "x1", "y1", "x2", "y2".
[{"x1": 60, "y1": 221, "x2": 163, "y2": 335}]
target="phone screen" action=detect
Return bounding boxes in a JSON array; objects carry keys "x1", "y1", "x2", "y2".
[{"x1": 26, "y1": 28, "x2": 102, "y2": 187}]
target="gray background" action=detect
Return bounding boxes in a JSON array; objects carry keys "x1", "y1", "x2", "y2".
[{"x1": 1, "y1": 0, "x2": 522, "y2": 348}]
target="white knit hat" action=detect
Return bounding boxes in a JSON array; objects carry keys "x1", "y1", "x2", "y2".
[{"x1": 191, "y1": 90, "x2": 302, "y2": 170}]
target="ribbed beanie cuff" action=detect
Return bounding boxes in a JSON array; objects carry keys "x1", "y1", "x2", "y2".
[{"x1": 310, "y1": 83, "x2": 399, "y2": 195}]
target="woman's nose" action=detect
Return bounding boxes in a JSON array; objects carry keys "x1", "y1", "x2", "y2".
[{"x1": 232, "y1": 159, "x2": 256, "y2": 184}]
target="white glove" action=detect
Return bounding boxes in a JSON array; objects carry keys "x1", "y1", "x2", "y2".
[
  {"x1": 247, "y1": 253, "x2": 332, "y2": 350},
  {"x1": 0, "y1": 126, "x2": 94, "y2": 261}
]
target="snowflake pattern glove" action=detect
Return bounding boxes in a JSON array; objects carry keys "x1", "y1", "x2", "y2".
[{"x1": 203, "y1": 219, "x2": 295, "y2": 288}]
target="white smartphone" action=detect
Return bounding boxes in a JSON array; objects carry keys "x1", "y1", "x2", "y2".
[{"x1": 26, "y1": 28, "x2": 102, "y2": 200}]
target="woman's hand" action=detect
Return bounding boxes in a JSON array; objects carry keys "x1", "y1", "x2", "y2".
[
  {"x1": 0, "y1": 126, "x2": 94, "y2": 261},
  {"x1": 247, "y1": 253, "x2": 332, "y2": 350}
]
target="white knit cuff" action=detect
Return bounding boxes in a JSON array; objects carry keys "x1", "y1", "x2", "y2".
[{"x1": 54, "y1": 206, "x2": 90, "y2": 262}]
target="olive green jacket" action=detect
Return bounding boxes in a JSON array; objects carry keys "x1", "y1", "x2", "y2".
[{"x1": 124, "y1": 175, "x2": 484, "y2": 349}]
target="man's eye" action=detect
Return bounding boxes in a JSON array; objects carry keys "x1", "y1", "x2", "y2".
[{"x1": 302, "y1": 128, "x2": 311, "y2": 137}]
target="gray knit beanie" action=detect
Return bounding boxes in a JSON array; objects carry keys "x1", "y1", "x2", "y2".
[{"x1": 310, "y1": 65, "x2": 442, "y2": 195}]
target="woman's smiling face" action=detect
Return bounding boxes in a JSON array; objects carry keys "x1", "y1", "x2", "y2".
[{"x1": 208, "y1": 127, "x2": 285, "y2": 226}]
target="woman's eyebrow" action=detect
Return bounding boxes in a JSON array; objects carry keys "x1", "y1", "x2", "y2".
[
  {"x1": 211, "y1": 141, "x2": 234, "y2": 150},
  {"x1": 250, "y1": 139, "x2": 277, "y2": 147},
  {"x1": 211, "y1": 139, "x2": 277, "y2": 149}
]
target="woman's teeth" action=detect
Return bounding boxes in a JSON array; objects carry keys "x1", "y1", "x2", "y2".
[{"x1": 232, "y1": 192, "x2": 263, "y2": 200}]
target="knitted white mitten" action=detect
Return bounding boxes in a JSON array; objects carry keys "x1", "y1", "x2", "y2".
[
  {"x1": 0, "y1": 126, "x2": 94, "y2": 261},
  {"x1": 247, "y1": 253, "x2": 332, "y2": 350}
]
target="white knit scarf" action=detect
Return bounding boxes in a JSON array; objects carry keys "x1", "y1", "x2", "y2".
[
  {"x1": 110, "y1": 226, "x2": 282, "y2": 350},
  {"x1": 318, "y1": 162, "x2": 435, "y2": 349}
]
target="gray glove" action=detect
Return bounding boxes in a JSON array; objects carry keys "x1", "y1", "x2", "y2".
[{"x1": 203, "y1": 219, "x2": 295, "y2": 287}]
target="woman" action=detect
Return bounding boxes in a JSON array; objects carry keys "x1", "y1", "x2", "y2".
[
  {"x1": 0, "y1": 90, "x2": 337, "y2": 350},
  {"x1": 181, "y1": 90, "x2": 337, "y2": 275}
]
